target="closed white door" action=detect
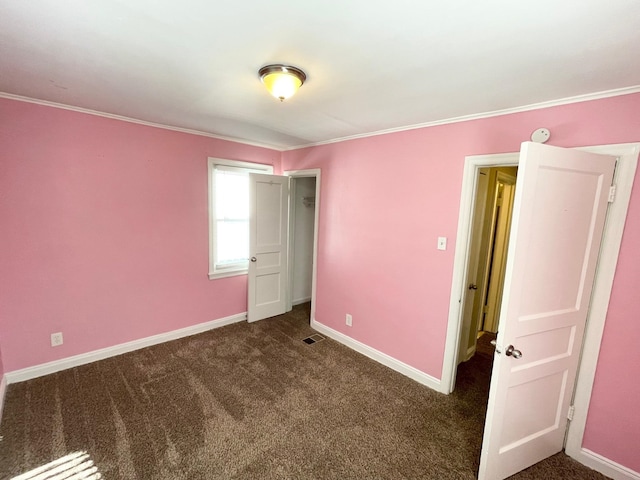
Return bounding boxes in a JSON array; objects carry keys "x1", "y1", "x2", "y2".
[
  {"x1": 478, "y1": 142, "x2": 616, "y2": 479},
  {"x1": 248, "y1": 173, "x2": 289, "y2": 323}
]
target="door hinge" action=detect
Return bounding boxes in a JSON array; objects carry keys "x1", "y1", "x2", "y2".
[
  {"x1": 567, "y1": 405, "x2": 575, "y2": 421},
  {"x1": 608, "y1": 185, "x2": 616, "y2": 203}
]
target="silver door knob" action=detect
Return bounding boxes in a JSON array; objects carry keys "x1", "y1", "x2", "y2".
[
  {"x1": 469, "y1": 284, "x2": 478, "y2": 290},
  {"x1": 505, "y1": 345, "x2": 523, "y2": 359},
  {"x1": 250, "y1": 257, "x2": 257, "y2": 262}
]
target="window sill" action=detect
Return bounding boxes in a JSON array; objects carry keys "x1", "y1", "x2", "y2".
[{"x1": 208, "y1": 269, "x2": 248, "y2": 280}]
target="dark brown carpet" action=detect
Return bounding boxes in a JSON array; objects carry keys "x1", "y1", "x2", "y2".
[
  {"x1": 0, "y1": 304, "x2": 609, "y2": 479},
  {"x1": 476, "y1": 332, "x2": 497, "y2": 359}
]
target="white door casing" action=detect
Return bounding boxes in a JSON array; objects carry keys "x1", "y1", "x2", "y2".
[
  {"x1": 477, "y1": 142, "x2": 616, "y2": 479},
  {"x1": 285, "y1": 169, "x2": 321, "y2": 325},
  {"x1": 248, "y1": 173, "x2": 289, "y2": 322}
]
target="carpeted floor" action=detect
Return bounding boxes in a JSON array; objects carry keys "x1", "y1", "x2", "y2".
[
  {"x1": 0, "y1": 304, "x2": 609, "y2": 479},
  {"x1": 475, "y1": 331, "x2": 497, "y2": 359}
]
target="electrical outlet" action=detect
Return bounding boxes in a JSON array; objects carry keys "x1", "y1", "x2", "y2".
[
  {"x1": 346, "y1": 313, "x2": 352, "y2": 327},
  {"x1": 51, "y1": 332, "x2": 63, "y2": 347}
]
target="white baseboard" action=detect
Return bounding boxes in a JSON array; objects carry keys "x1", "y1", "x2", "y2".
[
  {"x1": 311, "y1": 319, "x2": 442, "y2": 393},
  {"x1": 464, "y1": 345, "x2": 476, "y2": 362},
  {"x1": 568, "y1": 448, "x2": 640, "y2": 480},
  {"x1": 293, "y1": 297, "x2": 312, "y2": 306},
  {"x1": 0, "y1": 374, "x2": 7, "y2": 424},
  {"x1": 5, "y1": 312, "x2": 247, "y2": 384}
]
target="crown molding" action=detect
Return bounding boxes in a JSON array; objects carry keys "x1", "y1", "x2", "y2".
[
  {"x1": 0, "y1": 92, "x2": 282, "y2": 151},
  {"x1": 283, "y1": 85, "x2": 640, "y2": 151},
  {"x1": 2, "y1": 86, "x2": 639, "y2": 153}
]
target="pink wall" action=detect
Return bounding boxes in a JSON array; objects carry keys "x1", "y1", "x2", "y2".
[
  {"x1": 1, "y1": 92, "x2": 639, "y2": 472},
  {"x1": 0, "y1": 98, "x2": 280, "y2": 371},
  {"x1": 0, "y1": 341, "x2": 4, "y2": 421},
  {"x1": 582, "y1": 179, "x2": 640, "y2": 470},
  {"x1": 282, "y1": 92, "x2": 640, "y2": 472}
]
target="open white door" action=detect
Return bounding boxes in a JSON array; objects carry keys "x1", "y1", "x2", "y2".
[
  {"x1": 247, "y1": 173, "x2": 289, "y2": 323},
  {"x1": 478, "y1": 142, "x2": 616, "y2": 479}
]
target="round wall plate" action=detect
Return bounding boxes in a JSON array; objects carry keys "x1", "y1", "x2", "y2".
[{"x1": 531, "y1": 128, "x2": 551, "y2": 143}]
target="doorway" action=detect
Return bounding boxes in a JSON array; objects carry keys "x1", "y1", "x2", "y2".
[
  {"x1": 452, "y1": 166, "x2": 519, "y2": 474},
  {"x1": 440, "y1": 143, "x2": 639, "y2": 480},
  {"x1": 289, "y1": 177, "x2": 316, "y2": 308},
  {"x1": 286, "y1": 169, "x2": 321, "y2": 324},
  {"x1": 247, "y1": 169, "x2": 320, "y2": 323},
  {"x1": 458, "y1": 167, "x2": 518, "y2": 364}
]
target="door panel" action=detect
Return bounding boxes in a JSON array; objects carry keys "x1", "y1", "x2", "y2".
[
  {"x1": 248, "y1": 174, "x2": 289, "y2": 322},
  {"x1": 478, "y1": 142, "x2": 616, "y2": 480}
]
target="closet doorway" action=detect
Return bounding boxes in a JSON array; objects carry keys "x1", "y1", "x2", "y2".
[{"x1": 286, "y1": 170, "x2": 320, "y2": 323}]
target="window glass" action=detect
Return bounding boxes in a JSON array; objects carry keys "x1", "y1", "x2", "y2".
[
  {"x1": 208, "y1": 159, "x2": 272, "y2": 279},
  {"x1": 215, "y1": 168, "x2": 250, "y2": 267}
]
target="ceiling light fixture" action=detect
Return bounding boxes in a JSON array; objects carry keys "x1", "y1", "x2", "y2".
[{"x1": 259, "y1": 64, "x2": 306, "y2": 102}]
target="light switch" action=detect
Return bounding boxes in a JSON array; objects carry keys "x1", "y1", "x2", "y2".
[{"x1": 437, "y1": 237, "x2": 447, "y2": 250}]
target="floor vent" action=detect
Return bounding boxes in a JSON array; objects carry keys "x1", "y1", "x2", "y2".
[{"x1": 302, "y1": 334, "x2": 325, "y2": 345}]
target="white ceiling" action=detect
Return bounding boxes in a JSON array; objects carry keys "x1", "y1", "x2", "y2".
[{"x1": 1, "y1": 1, "x2": 639, "y2": 150}]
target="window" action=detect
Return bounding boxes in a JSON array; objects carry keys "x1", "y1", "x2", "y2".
[{"x1": 208, "y1": 158, "x2": 273, "y2": 279}]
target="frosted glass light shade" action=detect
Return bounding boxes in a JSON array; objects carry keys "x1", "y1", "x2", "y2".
[{"x1": 259, "y1": 65, "x2": 306, "y2": 101}]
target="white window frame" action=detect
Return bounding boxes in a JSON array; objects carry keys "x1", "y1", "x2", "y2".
[{"x1": 208, "y1": 158, "x2": 273, "y2": 279}]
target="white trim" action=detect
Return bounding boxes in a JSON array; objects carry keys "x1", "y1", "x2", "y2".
[
  {"x1": 565, "y1": 143, "x2": 640, "y2": 460},
  {"x1": 208, "y1": 158, "x2": 274, "y2": 172},
  {"x1": 464, "y1": 345, "x2": 477, "y2": 362},
  {"x1": 569, "y1": 449, "x2": 640, "y2": 480},
  {"x1": 292, "y1": 297, "x2": 312, "y2": 306},
  {"x1": 311, "y1": 319, "x2": 442, "y2": 392},
  {"x1": 442, "y1": 142, "x2": 639, "y2": 476},
  {"x1": 287, "y1": 176, "x2": 299, "y2": 311},
  {"x1": 283, "y1": 86, "x2": 640, "y2": 150},
  {"x1": 3, "y1": 87, "x2": 639, "y2": 153},
  {"x1": 442, "y1": 144, "x2": 638, "y2": 394},
  {"x1": 441, "y1": 153, "x2": 519, "y2": 393},
  {"x1": 0, "y1": 92, "x2": 282, "y2": 151},
  {"x1": 284, "y1": 169, "x2": 321, "y2": 327},
  {"x1": 208, "y1": 269, "x2": 247, "y2": 280},
  {"x1": 208, "y1": 158, "x2": 274, "y2": 280},
  {"x1": 5, "y1": 312, "x2": 247, "y2": 384},
  {"x1": 0, "y1": 374, "x2": 7, "y2": 423}
]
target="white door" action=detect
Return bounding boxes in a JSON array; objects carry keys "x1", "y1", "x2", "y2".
[
  {"x1": 248, "y1": 173, "x2": 289, "y2": 322},
  {"x1": 478, "y1": 142, "x2": 616, "y2": 479}
]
